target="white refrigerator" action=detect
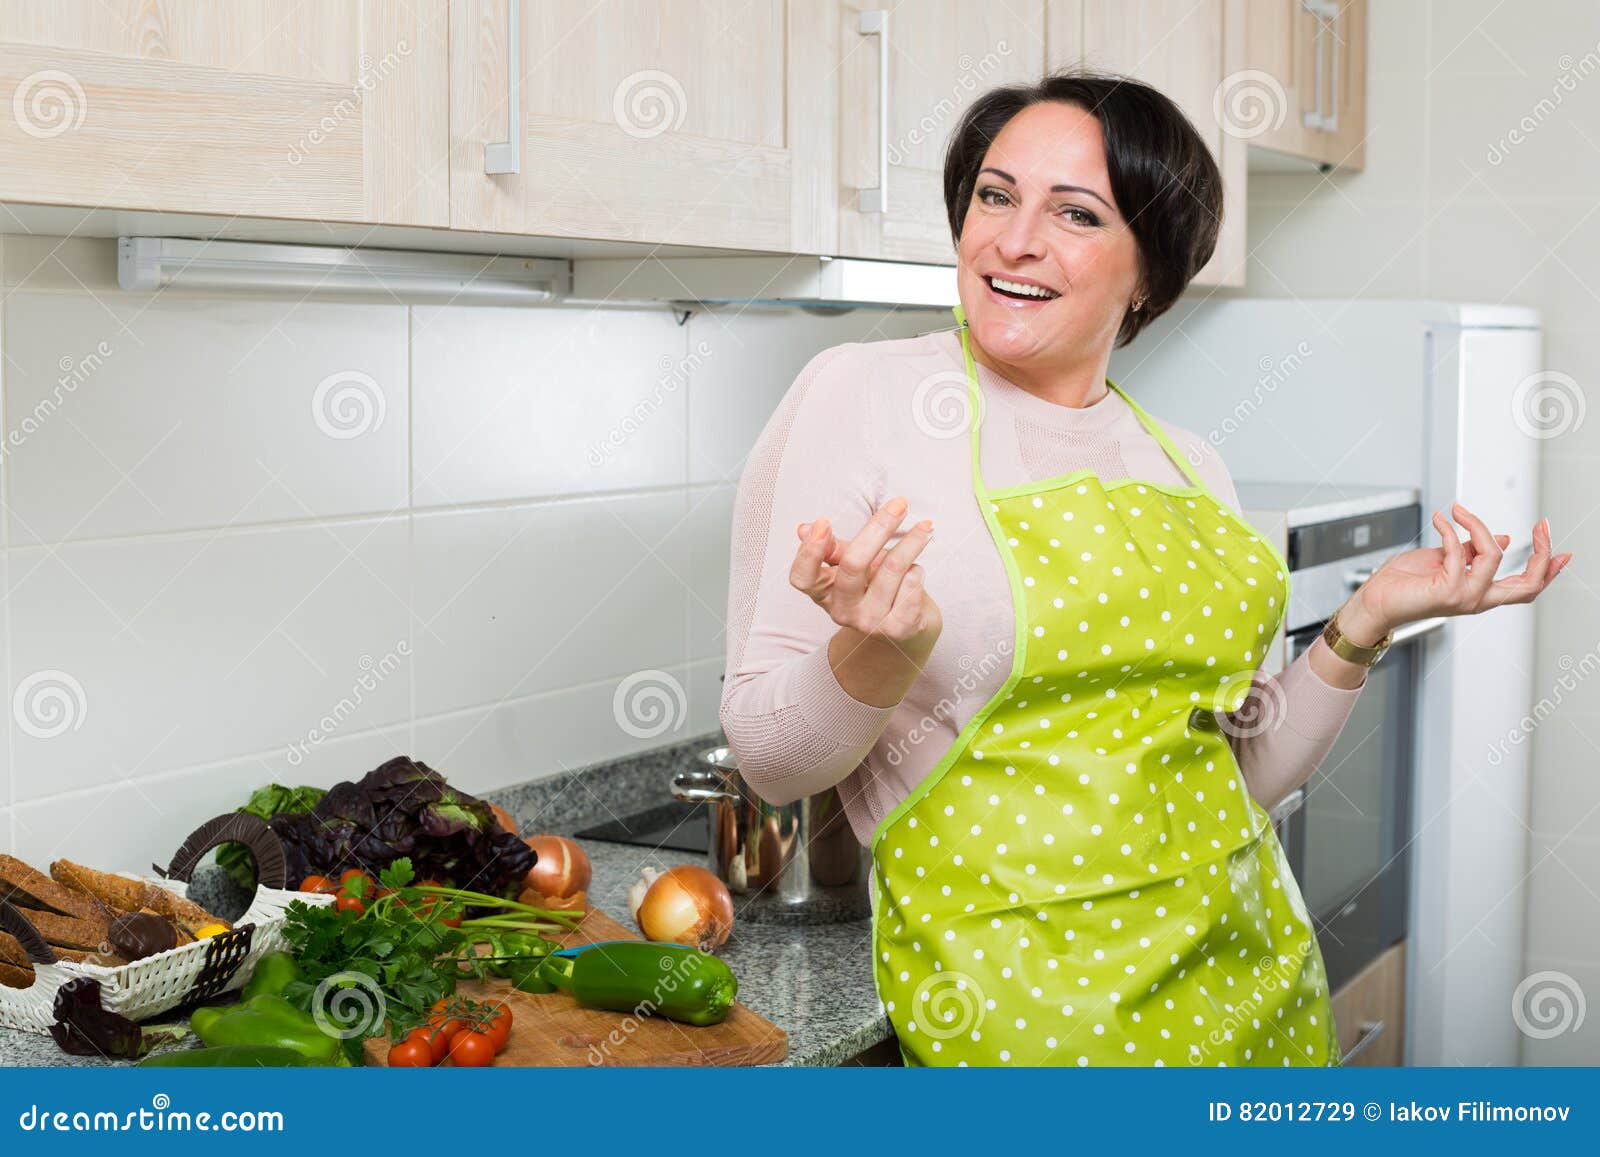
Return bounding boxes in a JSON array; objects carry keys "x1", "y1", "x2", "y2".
[{"x1": 1110, "y1": 298, "x2": 1544, "y2": 1066}]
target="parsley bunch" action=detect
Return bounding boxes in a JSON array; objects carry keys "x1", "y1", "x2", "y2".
[{"x1": 279, "y1": 857, "x2": 582, "y2": 1042}]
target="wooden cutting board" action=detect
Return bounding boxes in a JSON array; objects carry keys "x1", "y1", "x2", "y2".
[{"x1": 363, "y1": 906, "x2": 787, "y2": 1067}]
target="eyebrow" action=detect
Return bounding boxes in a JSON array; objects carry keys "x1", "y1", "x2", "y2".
[{"x1": 978, "y1": 167, "x2": 1113, "y2": 212}]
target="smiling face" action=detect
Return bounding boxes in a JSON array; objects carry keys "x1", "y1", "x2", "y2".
[{"x1": 955, "y1": 101, "x2": 1144, "y2": 386}]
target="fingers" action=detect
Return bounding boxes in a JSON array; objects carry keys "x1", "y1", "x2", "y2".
[
  {"x1": 836, "y1": 497, "x2": 912, "y2": 593},
  {"x1": 1432, "y1": 509, "x2": 1466, "y2": 587},
  {"x1": 789, "y1": 497, "x2": 936, "y2": 638},
  {"x1": 880, "y1": 562, "x2": 931, "y2": 637},
  {"x1": 1488, "y1": 515, "x2": 1572, "y2": 606},
  {"x1": 1451, "y1": 503, "x2": 1503, "y2": 601},
  {"x1": 788, "y1": 516, "x2": 835, "y2": 600},
  {"x1": 856, "y1": 518, "x2": 936, "y2": 628}
]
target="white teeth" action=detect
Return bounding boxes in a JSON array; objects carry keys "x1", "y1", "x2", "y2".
[{"x1": 990, "y1": 276, "x2": 1059, "y2": 299}]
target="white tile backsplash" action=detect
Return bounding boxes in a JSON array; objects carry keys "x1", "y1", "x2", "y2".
[
  {"x1": 410, "y1": 490, "x2": 691, "y2": 718},
  {"x1": 410, "y1": 305, "x2": 689, "y2": 506},
  {"x1": 409, "y1": 659, "x2": 723, "y2": 800},
  {"x1": 0, "y1": 239, "x2": 932, "y2": 870},
  {"x1": 3, "y1": 293, "x2": 409, "y2": 544},
  {"x1": 7, "y1": 516, "x2": 412, "y2": 800}
]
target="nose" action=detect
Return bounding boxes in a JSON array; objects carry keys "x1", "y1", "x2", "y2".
[{"x1": 989, "y1": 195, "x2": 1047, "y2": 259}]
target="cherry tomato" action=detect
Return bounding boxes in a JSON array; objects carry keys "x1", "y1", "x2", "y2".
[
  {"x1": 387, "y1": 1035, "x2": 432, "y2": 1067},
  {"x1": 447, "y1": 1028, "x2": 496, "y2": 1067},
  {"x1": 483, "y1": 1004, "x2": 512, "y2": 1052},
  {"x1": 299, "y1": 875, "x2": 333, "y2": 894},
  {"x1": 440, "y1": 915, "x2": 462, "y2": 928},
  {"x1": 404, "y1": 1025, "x2": 448, "y2": 1065},
  {"x1": 431, "y1": 1016, "x2": 466, "y2": 1045},
  {"x1": 339, "y1": 869, "x2": 372, "y2": 898},
  {"x1": 334, "y1": 894, "x2": 366, "y2": 916}
]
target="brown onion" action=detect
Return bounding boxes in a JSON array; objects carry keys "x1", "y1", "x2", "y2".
[
  {"x1": 489, "y1": 802, "x2": 519, "y2": 835},
  {"x1": 629, "y1": 864, "x2": 734, "y2": 951},
  {"x1": 522, "y1": 834, "x2": 591, "y2": 900}
]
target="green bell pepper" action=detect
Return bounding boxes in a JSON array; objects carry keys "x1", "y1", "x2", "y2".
[
  {"x1": 138, "y1": 1045, "x2": 322, "y2": 1068},
  {"x1": 537, "y1": 939, "x2": 738, "y2": 1027},
  {"x1": 240, "y1": 951, "x2": 301, "y2": 1002},
  {"x1": 189, "y1": 993, "x2": 348, "y2": 1065}
]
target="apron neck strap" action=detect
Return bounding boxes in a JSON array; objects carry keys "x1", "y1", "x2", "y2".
[{"x1": 950, "y1": 303, "x2": 1209, "y2": 493}]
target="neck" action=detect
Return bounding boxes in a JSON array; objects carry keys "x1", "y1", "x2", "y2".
[{"x1": 964, "y1": 327, "x2": 1111, "y2": 409}]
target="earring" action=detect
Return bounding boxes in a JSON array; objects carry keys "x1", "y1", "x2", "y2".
[{"x1": 1131, "y1": 296, "x2": 1146, "y2": 312}]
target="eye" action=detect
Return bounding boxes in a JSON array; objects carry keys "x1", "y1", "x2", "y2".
[{"x1": 977, "y1": 186, "x2": 1100, "y2": 226}]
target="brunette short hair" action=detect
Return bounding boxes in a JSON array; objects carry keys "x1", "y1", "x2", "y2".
[{"x1": 943, "y1": 67, "x2": 1224, "y2": 348}]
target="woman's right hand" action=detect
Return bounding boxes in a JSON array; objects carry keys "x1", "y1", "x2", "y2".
[{"x1": 788, "y1": 495, "x2": 941, "y2": 652}]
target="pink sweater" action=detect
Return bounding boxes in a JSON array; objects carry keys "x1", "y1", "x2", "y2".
[{"x1": 720, "y1": 325, "x2": 1367, "y2": 848}]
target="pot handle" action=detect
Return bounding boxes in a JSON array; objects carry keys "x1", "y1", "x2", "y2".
[{"x1": 671, "y1": 769, "x2": 740, "y2": 804}]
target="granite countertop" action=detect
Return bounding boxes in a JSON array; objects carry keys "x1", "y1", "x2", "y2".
[{"x1": 0, "y1": 732, "x2": 894, "y2": 1068}]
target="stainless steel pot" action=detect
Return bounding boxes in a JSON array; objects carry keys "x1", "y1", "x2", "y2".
[{"x1": 670, "y1": 745, "x2": 871, "y2": 924}]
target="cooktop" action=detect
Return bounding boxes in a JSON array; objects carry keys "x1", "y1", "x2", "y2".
[{"x1": 571, "y1": 801, "x2": 711, "y2": 856}]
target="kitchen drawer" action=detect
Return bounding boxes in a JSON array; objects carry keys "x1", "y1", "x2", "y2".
[{"x1": 1330, "y1": 938, "x2": 1405, "y2": 1065}]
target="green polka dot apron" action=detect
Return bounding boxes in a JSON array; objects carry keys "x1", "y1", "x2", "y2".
[{"x1": 868, "y1": 304, "x2": 1340, "y2": 1067}]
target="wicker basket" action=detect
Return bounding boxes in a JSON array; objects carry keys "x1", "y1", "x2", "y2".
[{"x1": 0, "y1": 813, "x2": 333, "y2": 1034}]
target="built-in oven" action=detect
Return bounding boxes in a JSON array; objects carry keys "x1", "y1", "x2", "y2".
[{"x1": 1239, "y1": 484, "x2": 1448, "y2": 1005}]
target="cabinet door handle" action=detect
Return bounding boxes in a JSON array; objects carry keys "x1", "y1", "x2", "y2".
[
  {"x1": 485, "y1": 0, "x2": 522, "y2": 175},
  {"x1": 1340, "y1": 1017, "x2": 1385, "y2": 1064},
  {"x1": 1301, "y1": 0, "x2": 1330, "y2": 132},
  {"x1": 1326, "y1": 2, "x2": 1342, "y2": 133},
  {"x1": 858, "y1": 10, "x2": 890, "y2": 214}
]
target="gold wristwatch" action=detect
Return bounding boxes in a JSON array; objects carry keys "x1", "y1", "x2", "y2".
[{"x1": 1321, "y1": 602, "x2": 1393, "y2": 667}]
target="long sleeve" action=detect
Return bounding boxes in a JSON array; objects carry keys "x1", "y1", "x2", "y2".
[
  {"x1": 1179, "y1": 431, "x2": 1370, "y2": 813},
  {"x1": 718, "y1": 344, "x2": 900, "y2": 806}
]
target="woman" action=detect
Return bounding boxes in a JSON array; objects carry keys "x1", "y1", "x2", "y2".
[{"x1": 719, "y1": 69, "x2": 1571, "y2": 1067}]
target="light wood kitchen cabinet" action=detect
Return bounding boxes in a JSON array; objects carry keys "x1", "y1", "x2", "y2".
[
  {"x1": 1242, "y1": 0, "x2": 1367, "y2": 169},
  {"x1": 449, "y1": 0, "x2": 824, "y2": 253},
  {"x1": 0, "y1": 1, "x2": 449, "y2": 226},
  {"x1": 1331, "y1": 939, "x2": 1406, "y2": 1066},
  {"x1": 1079, "y1": 0, "x2": 1249, "y2": 287},
  {"x1": 829, "y1": 1, "x2": 1052, "y2": 263}
]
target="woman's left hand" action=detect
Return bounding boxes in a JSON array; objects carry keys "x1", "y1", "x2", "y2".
[{"x1": 1340, "y1": 502, "x2": 1573, "y2": 644}]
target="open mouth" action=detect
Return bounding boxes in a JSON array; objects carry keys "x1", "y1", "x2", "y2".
[{"x1": 985, "y1": 275, "x2": 1061, "y2": 302}]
